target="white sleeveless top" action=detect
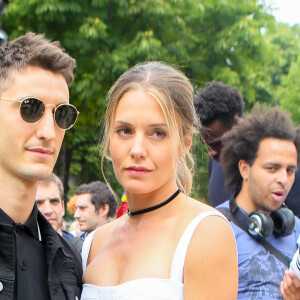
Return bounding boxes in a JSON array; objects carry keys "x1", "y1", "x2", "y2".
[{"x1": 81, "y1": 211, "x2": 227, "y2": 300}]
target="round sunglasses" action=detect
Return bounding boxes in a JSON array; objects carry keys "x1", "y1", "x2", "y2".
[{"x1": 1, "y1": 97, "x2": 79, "y2": 130}]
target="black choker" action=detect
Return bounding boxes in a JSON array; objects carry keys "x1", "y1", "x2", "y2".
[{"x1": 127, "y1": 188, "x2": 182, "y2": 217}]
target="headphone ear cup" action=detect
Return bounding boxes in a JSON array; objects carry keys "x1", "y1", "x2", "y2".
[
  {"x1": 249, "y1": 211, "x2": 274, "y2": 238},
  {"x1": 270, "y1": 208, "x2": 295, "y2": 237}
]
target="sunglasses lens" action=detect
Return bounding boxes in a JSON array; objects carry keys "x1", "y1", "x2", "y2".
[
  {"x1": 20, "y1": 98, "x2": 45, "y2": 123},
  {"x1": 55, "y1": 104, "x2": 78, "y2": 129}
]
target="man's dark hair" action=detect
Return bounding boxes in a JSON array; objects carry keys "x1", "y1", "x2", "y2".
[
  {"x1": 0, "y1": 32, "x2": 76, "y2": 93},
  {"x1": 194, "y1": 80, "x2": 244, "y2": 128},
  {"x1": 221, "y1": 106, "x2": 300, "y2": 194},
  {"x1": 39, "y1": 173, "x2": 64, "y2": 200},
  {"x1": 76, "y1": 181, "x2": 117, "y2": 218}
]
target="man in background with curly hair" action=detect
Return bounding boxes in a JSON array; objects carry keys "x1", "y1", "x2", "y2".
[
  {"x1": 194, "y1": 80, "x2": 244, "y2": 207},
  {"x1": 217, "y1": 107, "x2": 300, "y2": 299}
]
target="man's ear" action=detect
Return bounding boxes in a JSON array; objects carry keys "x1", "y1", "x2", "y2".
[
  {"x1": 99, "y1": 203, "x2": 109, "y2": 217},
  {"x1": 62, "y1": 200, "x2": 65, "y2": 217},
  {"x1": 238, "y1": 160, "x2": 250, "y2": 181}
]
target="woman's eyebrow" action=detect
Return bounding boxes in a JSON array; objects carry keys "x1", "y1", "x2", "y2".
[
  {"x1": 148, "y1": 123, "x2": 168, "y2": 127},
  {"x1": 114, "y1": 120, "x2": 131, "y2": 125},
  {"x1": 114, "y1": 120, "x2": 168, "y2": 127}
]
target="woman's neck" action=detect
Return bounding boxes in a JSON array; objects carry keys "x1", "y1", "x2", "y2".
[{"x1": 125, "y1": 183, "x2": 181, "y2": 217}]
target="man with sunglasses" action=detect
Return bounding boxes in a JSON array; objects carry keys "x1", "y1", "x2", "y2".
[{"x1": 0, "y1": 33, "x2": 82, "y2": 299}]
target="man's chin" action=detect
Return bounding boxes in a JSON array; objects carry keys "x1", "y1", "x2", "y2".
[
  {"x1": 20, "y1": 165, "x2": 54, "y2": 181},
  {"x1": 79, "y1": 225, "x2": 86, "y2": 232}
]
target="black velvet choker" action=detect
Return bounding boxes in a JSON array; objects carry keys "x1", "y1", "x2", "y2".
[{"x1": 127, "y1": 188, "x2": 182, "y2": 217}]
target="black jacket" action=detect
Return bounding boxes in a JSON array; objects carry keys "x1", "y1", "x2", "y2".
[{"x1": 0, "y1": 211, "x2": 82, "y2": 300}]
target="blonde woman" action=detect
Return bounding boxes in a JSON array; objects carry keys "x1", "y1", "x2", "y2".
[{"x1": 81, "y1": 62, "x2": 238, "y2": 299}]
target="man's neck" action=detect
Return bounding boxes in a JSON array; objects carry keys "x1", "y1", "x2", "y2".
[
  {"x1": 235, "y1": 186, "x2": 255, "y2": 215},
  {"x1": 0, "y1": 174, "x2": 38, "y2": 223}
]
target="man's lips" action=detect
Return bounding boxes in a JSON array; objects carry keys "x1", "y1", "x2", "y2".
[
  {"x1": 271, "y1": 190, "x2": 286, "y2": 202},
  {"x1": 27, "y1": 148, "x2": 54, "y2": 158},
  {"x1": 125, "y1": 166, "x2": 152, "y2": 176},
  {"x1": 46, "y1": 218, "x2": 56, "y2": 224},
  {"x1": 78, "y1": 221, "x2": 85, "y2": 226}
]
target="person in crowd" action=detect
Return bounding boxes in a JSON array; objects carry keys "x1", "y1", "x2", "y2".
[
  {"x1": 36, "y1": 173, "x2": 83, "y2": 253},
  {"x1": 74, "y1": 181, "x2": 117, "y2": 235},
  {"x1": 218, "y1": 106, "x2": 300, "y2": 299},
  {"x1": 194, "y1": 80, "x2": 244, "y2": 207},
  {"x1": 283, "y1": 125, "x2": 300, "y2": 217},
  {"x1": 67, "y1": 194, "x2": 77, "y2": 215},
  {"x1": 0, "y1": 32, "x2": 82, "y2": 299},
  {"x1": 194, "y1": 81, "x2": 300, "y2": 217},
  {"x1": 69, "y1": 219, "x2": 84, "y2": 237},
  {"x1": 36, "y1": 173, "x2": 71, "y2": 238},
  {"x1": 80, "y1": 61, "x2": 238, "y2": 299},
  {"x1": 67, "y1": 195, "x2": 84, "y2": 237}
]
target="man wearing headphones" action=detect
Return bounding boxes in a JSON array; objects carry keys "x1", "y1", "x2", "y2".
[{"x1": 218, "y1": 106, "x2": 300, "y2": 299}]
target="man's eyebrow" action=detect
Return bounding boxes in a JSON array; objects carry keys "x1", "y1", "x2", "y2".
[
  {"x1": 49, "y1": 197, "x2": 61, "y2": 202},
  {"x1": 263, "y1": 162, "x2": 297, "y2": 169},
  {"x1": 263, "y1": 162, "x2": 280, "y2": 167},
  {"x1": 35, "y1": 198, "x2": 45, "y2": 202},
  {"x1": 75, "y1": 205, "x2": 87, "y2": 208}
]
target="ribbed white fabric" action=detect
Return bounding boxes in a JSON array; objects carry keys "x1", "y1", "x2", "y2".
[{"x1": 81, "y1": 211, "x2": 228, "y2": 300}]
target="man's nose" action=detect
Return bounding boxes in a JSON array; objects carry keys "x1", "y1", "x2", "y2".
[
  {"x1": 277, "y1": 170, "x2": 289, "y2": 186},
  {"x1": 42, "y1": 201, "x2": 54, "y2": 215},
  {"x1": 35, "y1": 108, "x2": 57, "y2": 141},
  {"x1": 74, "y1": 208, "x2": 80, "y2": 219}
]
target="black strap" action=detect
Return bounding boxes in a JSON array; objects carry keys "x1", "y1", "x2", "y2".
[
  {"x1": 218, "y1": 207, "x2": 290, "y2": 267},
  {"x1": 127, "y1": 189, "x2": 181, "y2": 217}
]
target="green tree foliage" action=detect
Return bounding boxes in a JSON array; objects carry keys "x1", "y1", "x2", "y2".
[
  {"x1": 260, "y1": 22, "x2": 300, "y2": 107},
  {"x1": 278, "y1": 53, "x2": 300, "y2": 124},
  {"x1": 2, "y1": 0, "x2": 299, "y2": 204}
]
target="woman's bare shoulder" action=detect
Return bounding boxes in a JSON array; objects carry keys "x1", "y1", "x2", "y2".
[
  {"x1": 185, "y1": 196, "x2": 222, "y2": 217},
  {"x1": 172, "y1": 196, "x2": 231, "y2": 240},
  {"x1": 181, "y1": 197, "x2": 238, "y2": 299},
  {"x1": 88, "y1": 216, "x2": 124, "y2": 259}
]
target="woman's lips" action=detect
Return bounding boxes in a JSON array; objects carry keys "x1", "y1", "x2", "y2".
[{"x1": 125, "y1": 166, "x2": 152, "y2": 176}]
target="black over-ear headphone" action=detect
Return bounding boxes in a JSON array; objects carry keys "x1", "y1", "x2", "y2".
[{"x1": 230, "y1": 197, "x2": 295, "y2": 238}]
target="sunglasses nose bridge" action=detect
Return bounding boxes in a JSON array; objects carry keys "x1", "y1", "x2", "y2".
[{"x1": 45, "y1": 103, "x2": 56, "y2": 110}]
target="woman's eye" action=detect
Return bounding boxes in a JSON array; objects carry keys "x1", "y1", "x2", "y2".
[
  {"x1": 116, "y1": 128, "x2": 132, "y2": 136},
  {"x1": 152, "y1": 129, "x2": 167, "y2": 138}
]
